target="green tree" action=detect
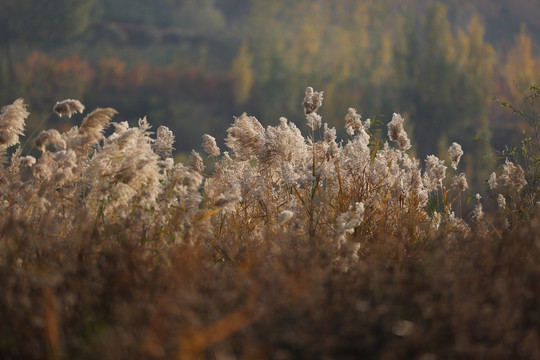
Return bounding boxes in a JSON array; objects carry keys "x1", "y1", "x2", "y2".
[
  {"x1": 394, "y1": 4, "x2": 457, "y2": 158},
  {"x1": 394, "y1": 5, "x2": 494, "y2": 164},
  {"x1": 393, "y1": 4, "x2": 496, "y2": 188},
  {"x1": 241, "y1": 0, "x2": 397, "y2": 128},
  {"x1": 454, "y1": 15, "x2": 495, "y2": 186}
]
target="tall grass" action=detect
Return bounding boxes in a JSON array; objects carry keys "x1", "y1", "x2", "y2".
[{"x1": 0, "y1": 88, "x2": 538, "y2": 359}]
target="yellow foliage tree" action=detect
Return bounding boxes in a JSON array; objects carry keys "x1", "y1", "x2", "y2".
[
  {"x1": 504, "y1": 27, "x2": 540, "y2": 101},
  {"x1": 230, "y1": 42, "x2": 255, "y2": 106}
]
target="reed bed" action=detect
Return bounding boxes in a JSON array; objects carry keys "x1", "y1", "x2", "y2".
[{"x1": 0, "y1": 88, "x2": 538, "y2": 359}]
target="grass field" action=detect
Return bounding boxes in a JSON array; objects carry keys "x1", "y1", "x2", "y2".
[{"x1": 0, "y1": 88, "x2": 539, "y2": 359}]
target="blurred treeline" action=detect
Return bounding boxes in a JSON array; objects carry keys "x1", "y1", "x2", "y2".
[{"x1": 1, "y1": 0, "x2": 539, "y2": 185}]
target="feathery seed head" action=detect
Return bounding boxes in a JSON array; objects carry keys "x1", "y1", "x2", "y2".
[
  {"x1": 302, "y1": 87, "x2": 324, "y2": 115},
  {"x1": 0, "y1": 99, "x2": 28, "y2": 151},
  {"x1": 488, "y1": 172, "x2": 497, "y2": 190},
  {"x1": 452, "y1": 172, "x2": 468, "y2": 193},
  {"x1": 53, "y1": 99, "x2": 85, "y2": 118},
  {"x1": 264, "y1": 117, "x2": 309, "y2": 166},
  {"x1": 397, "y1": 133, "x2": 411, "y2": 151},
  {"x1": 158, "y1": 158, "x2": 175, "y2": 170},
  {"x1": 226, "y1": 113, "x2": 265, "y2": 161},
  {"x1": 79, "y1": 108, "x2": 117, "y2": 137},
  {"x1": 202, "y1": 134, "x2": 220, "y2": 157},
  {"x1": 52, "y1": 149, "x2": 78, "y2": 186},
  {"x1": 323, "y1": 123, "x2": 336, "y2": 143},
  {"x1": 423, "y1": 155, "x2": 447, "y2": 191},
  {"x1": 35, "y1": 129, "x2": 66, "y2": 152},
  {"x1": 335, "y1": 202, "x2": 365, "y2": 242},
  {"x1": 19, "y1": 155, "x2": 36, "y2": 167},
  {"x1": 387, "y1": 113, "x2": 411, "y2": 151},
  {"x1": 448, "y1": 142, "x2": 463, "y2": 170},
  {"x1": 113, "y1": 121, "x2": 130, "y2": 133},
  {"x1": 189, "y1": 150, "x2": 204, "y2": 172},
  {"x1": 215, "y1": 184, "x2": 242, "y2": 211},
  {"x1": 173, "y1": 164, "x2": 204, "y2": 190},
  {"x1": 306, "y1": 112, "x2": 322, "y2": 130},
  {"x1": 363, "y1": 118, "x2": 371, "y2": 130},
  {"x1": 497, "y1": 194, "x2": 506, "y2": 209},
  {"x1": 387, "y1": 113, "x2": 404, "y2": 142},
  {"x1": 473, "y1": 195, "x2": 484, "y2": 220},
  {"x1": 152, "y1": 126, "x2": 174, "y2": 160},
  {"x1": 154, "y1": 126, "x2": 175, "y2": 160},
  {"x1": 500, "y1": 159, "x2": 527, "y2": 192},
  {"x1": 76, "y1": 108, "x2": 117, "y2": 154},
  {"x1": 345, "y1": 108, "x2": 363, "y2": 135}
]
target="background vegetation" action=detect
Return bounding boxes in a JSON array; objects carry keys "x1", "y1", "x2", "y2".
[
  {"x1": 1, "y1": 0, "x2": 539, "y2": 189},
  {"x1": 0, "y1": 86, "x2": 538, "y2": 359}
]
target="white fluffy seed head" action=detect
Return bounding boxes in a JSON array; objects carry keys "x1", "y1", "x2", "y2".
[
  {"x1": 345, "y1": 108, "x2": 363, "y2": 135},
  {"x1": 188, "y1": 150, "x2": 204, "y2": 172},
  {"x1": 423, "y1": 155, "x2": 447, "y2": 191},
  {"x1": 387, "y1": 113, "x2": 411, "y2": 151},
  {"x1": 225, "y1": 113, "x2": 265, "y2": 161},
  {"x1": 202, "y1": 134, "x2": 220, "y2": 157},
  {"x1": 500, "y1": 159, "x2": 527, "y2": 192},
  {"x1": 452, "y1": 172, "x2": 468, "y2": 193},
  {"x1": 497, "y1": 194, "x2": 506, "y2": 209},
  {"x1": 387, "y1": 113, "x2": 404, "y2": 142},
  {"x1": 473, "y1": 202, "x2": 484, "y2": 220},
  {"x1": 302, "y1": 87, "x2": 324, "y2": 115},
  {"x1": 19, "y1": 155, "x2": 36, "y2": 167},
  {"x1": 35, "y1": 129, "x2": 66, "y2": 152},
  {"x1": 53, "y1": 99, "x2": 85, "y2": 118},
  {"x1": 448, "y1": 142, "x2": 463, "y2": 170},
  {"x1": 154, "y1": 126, "x2": 175, "y2": 160},
  {"x1": 323, "y1": 123, "x2": 336, "y2": 143},
  {"x1": 488, "y1": 172, "x2": 497, "y2": 190},
  {"x1": 306, "y1": 112, "x2": 322, "y2": 130},
  {"x1": 0, "y1": 99, "x2": 28, "y2": 151}
]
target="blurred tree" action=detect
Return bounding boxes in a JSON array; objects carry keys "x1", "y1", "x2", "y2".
[
  {"x1": 323, "y1": 1, "x2": 394, "y2": 128},
  {"x1": 215, "y1": 0, "x2": 251, "y2": 25},
  {"x1": 504, "y1": 27, "x2": 540, "y2": 103},
  {"x1": 454, "y1": 15, "x2": 495, "y2": 186},
  {"x1": 393, "y1": 4, "x2": 497, "y2": 188},
  {"x1": 394, "y1": 3, "x2": 494, "y2": 167},
  {"x1": 0, "y1": 0, "x2": 97, "y2": 102},
  {"x1": 394, "y1": 3, "x2": 456, "y2": 158},
  {"x1": 241, "y1": 0, "x2": 397, "y2": 128},
  {"x1": 240, "y1": 0, "x2": 301, "y2": 121},
  {"x1": 98, "y1": 0, "x2": 175, "y2": 26},
  {"x1": 173, "y1": 0, "x2": 226, "y2": 33},
  {"x1": 0, "y1": 0, "x2": 97, "y2": 45},
  {"x1": 230, "y1": 42, "x2": 254, "y2": 105}
]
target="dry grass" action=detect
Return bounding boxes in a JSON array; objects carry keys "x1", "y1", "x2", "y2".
[{"x1": 0, "y1": 89, "x2": 538, "y2": 359}]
